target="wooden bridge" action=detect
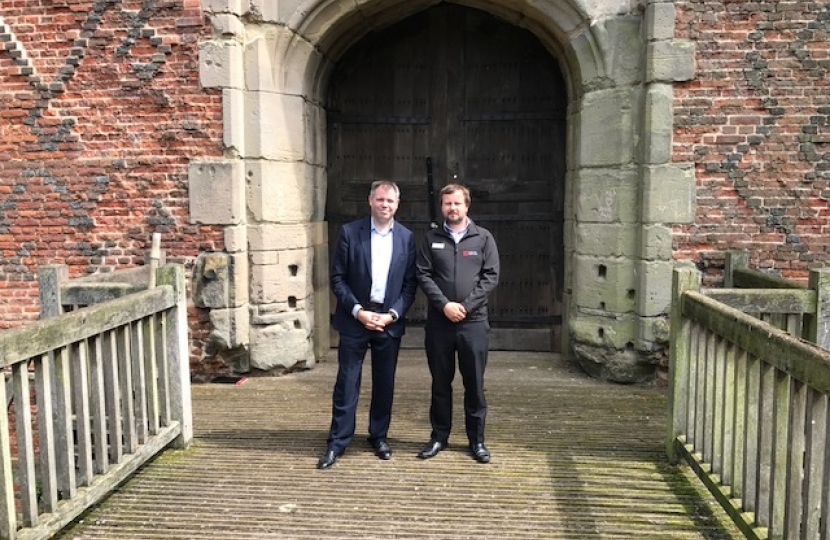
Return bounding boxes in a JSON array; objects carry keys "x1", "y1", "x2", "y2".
[
  {"x1": 13, "y1": 249, "x2": 830, "y2": 539},
  {"x1": 51, "y1": 350, "x2": 742, "y2": 540}
]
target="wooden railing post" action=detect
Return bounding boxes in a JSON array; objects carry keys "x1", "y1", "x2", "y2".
[
  {"x1": 806, "y1": 267, "x2": 830, "y2": 349},
  {"x1": 667, "y1": 267, "x2": 701, "y2": 464},
  {"x1": 0, "y1": 377, "x2": 15, "y2": 540},
  {"x1": 148, "y1": 233, "x2": 161, "y2": 289},
  {"x1": 155, "y1": 264, "x2": 192, "y2": 449},
  {"x1": 724, "y1": 250, "x2": 749, "y2": 288},
  {"x1": 36, "y1": 265, "x2": 76, "y2": 503},
  {"x1": 38, "y1": 264, "x2": 69, "y2": 318}
]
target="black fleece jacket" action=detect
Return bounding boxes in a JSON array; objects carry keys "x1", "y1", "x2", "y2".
[{"x1": 416, "y1": 220, "x2": 500, "y2": 322}]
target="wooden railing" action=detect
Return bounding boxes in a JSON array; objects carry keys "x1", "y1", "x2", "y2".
[
  {"x1": 668, "y1": 264, "x2": 830, "y2": 540},
  {"x1": 722, "y1": 250, "x2": 830, "y2": 349},
  {"x1": 0, "y1": 263, "x2": 192, "y2": 540}
]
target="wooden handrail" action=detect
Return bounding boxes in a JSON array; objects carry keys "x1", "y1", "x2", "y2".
[
  {"x1": 669, "y1": 265, "x2": 830, "y2": 540},
  {"x1": 0, "y1": 263, "x2": 191, "y2": 540},
  {"x1": 0, "y1": 287, "x2": 175, "y2": 368},
  {"x1": 683, "y1": 290, "x2": 830, "y2": 394}
]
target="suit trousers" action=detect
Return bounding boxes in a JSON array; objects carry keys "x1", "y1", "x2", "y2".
[
  {"x1": 424, "y1": 318, "x2": 489, "y2": 445},
  {"x1": 326, "y1": 331, "x2": 401, "y2": 454}
]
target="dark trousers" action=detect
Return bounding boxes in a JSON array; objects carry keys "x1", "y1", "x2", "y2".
[
  {"x1": 326, "y1": 331, "x2": 401, "y2": 454},
  {"x1": 424, "y1": 319, "x2": 489, "y2": 446}
]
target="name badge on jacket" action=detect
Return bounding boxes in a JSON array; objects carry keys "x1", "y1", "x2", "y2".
[{"x1": 431, "y1": 242, "x2": 446, "y2": 249}]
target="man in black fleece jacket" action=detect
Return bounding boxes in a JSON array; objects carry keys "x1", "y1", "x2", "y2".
[{"x1": 415, "y1": 183, "x2": 500, "y2": 464}]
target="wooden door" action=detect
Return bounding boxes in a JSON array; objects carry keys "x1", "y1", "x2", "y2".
[{"x1": 326, "y1": 4, "x2": 567, "y2": 351}]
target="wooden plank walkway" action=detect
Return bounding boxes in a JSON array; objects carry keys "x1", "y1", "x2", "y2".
[{"x1": 55, "y1": 351, "x2": 743, "y2": 540}]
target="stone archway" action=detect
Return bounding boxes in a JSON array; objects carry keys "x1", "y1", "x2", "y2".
[{"x1": 193, "y1": 0, "x2": 695, "y2": 382}]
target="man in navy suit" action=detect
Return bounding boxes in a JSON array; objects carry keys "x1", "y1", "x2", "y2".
[{"x1": 317, "y1": 180, "x2": 417, "y2": 470}]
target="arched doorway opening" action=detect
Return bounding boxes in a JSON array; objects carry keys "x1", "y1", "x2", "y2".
[{"x1": 325, "y1": 3, "x2": 567, "y2": 351}]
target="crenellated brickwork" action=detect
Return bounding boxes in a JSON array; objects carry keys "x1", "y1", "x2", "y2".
[
  {"x1": 0, "y1": 1, "x2": 223, "y2": 374},
  {"x1": 674, "y1": 1, "x2": 830, "y2": 284}
]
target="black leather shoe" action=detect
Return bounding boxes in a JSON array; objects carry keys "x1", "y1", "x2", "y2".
[
  {"x1": 317, "y1": 450, "x2": 340, "y2": 470},
  {"x1": 369, "y1": 438, "x2": 392, "y2": 460},
  {"x1": 471, "y1": 443, "x2": 490, "y2": 463},
  {"x1": 417, "y1": 439, "x2": 447, "y2": 459}
]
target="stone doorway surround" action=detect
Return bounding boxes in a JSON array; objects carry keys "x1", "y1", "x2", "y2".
[{"x1": 190, "y1": 0, "x2": 695, "y2": 382}]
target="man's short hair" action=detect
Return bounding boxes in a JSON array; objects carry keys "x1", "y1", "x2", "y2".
[
  {"x1": 369, "y1": 180, "x2": 401, "y2": 199},
  {"x1": 439, "y1": 183, "x2": 470, "y2": 206}
]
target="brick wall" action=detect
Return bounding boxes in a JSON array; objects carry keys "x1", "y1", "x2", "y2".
[
  {"x1": 0, "y1": 1, "x2": 224, "y2": 374},
  {"x1": 674, "y1": 1, "x2": 830, "y2": 284}
]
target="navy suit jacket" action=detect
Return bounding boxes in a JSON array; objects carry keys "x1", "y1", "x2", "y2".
[{"x1": 331, "y1": 217, "x2": 417, "y2": 339}]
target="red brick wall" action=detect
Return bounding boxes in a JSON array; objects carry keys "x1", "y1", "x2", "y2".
[
  {"x1": 674, "y1": 1, "x2": 830, "y2": 284},
  {"x1": 0, "y1": 1, "x2": 224, "y2": 373}
]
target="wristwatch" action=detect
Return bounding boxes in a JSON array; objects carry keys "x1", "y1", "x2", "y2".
[{"x1": 388, "y1": 310, "x2": 399, "y2": 322}]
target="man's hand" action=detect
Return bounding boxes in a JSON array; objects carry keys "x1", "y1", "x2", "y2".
[
  {"x1": 357, "y1": 310, "x2": 394, "y2": 331},
  {"x1": 442, "y1": 302, "x2": 467, "y2": 323}
]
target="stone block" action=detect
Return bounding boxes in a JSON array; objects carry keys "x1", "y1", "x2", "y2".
[
  {"x1": 209, "y1": 305, "x2": 250, "y2": 349},
  {"x1": 637, "y1": 260, "x2": 676, "y2": 317},
  {"x1": 646, "y1": 2, "x2": 676, "y2": 41},
  {"x1": 277, "y1": 0, "x2": 308, "y2": 23},
  {"x1": 309, "y1": 52, "x2": 335, "y2": 100},
  {"x1": 201, "y1": 0, "x2": 244, "y2": 14},
  {"x1": 250, "y1": 247, "x2": 313, "y2": 304},
  {"x1": 646, "y1": 40, "x2": 695, "y2": 83},
  {"x1": 224, "y1": 224, "x2": 247, "y2": 253},
  {"x1": 309, "y1": 221, "x2": 327, "y2": 246},
  {"x1": 249, "y1": 314, "x2": 315, "y2": 372},
  {"x1": 246, "y1": 160, "x2": 314, "y2": 223},
  {"x1": 192, "y1": 252, "x2": 249, "y2": 308},
  {"x1": 244, "y1": 37, "x2": 277, "y2": 92},
  {"x1": 199, "y1": 40, "x2": 244, "y2": 89},
  {"x1": 521, "y1": 0, "x2": 583, "y2": 36},
  {"x1": 230, "y1": 253, "x2": 249, "y2": 306},
  {"x1": 576, "y1": 88, "x2": 634, "y2": 167},
  {"x1": 210, "y1": 14, "x2": 245, "y2": 38},
  {"x1": 311, "y1": 165, "x2": 328, "y2": 221},
  {"x1": 563, "y1": 22, "x2": 602, "y2": 89},
  {"x1": 243, "y1": 26, "x2": 320, "y2": 96},
  {"x1": 638, "y1": 314, "x2": 670, "y2": 349},
  {"x1": 305, "y1": 102, "x2": 326, "y2": 166},
  {"x1": 251, "y1": 300, "x2": 308, "y2": 325},
  {"x1": 574, "y1": 168, "x2": 638, "y2": 223},
  {"x1": 572, "y1": 255, "x2": 637, "y2": 313},
  {"x1": 279, "y1": 29, "x2": 320, "y2": 96},
  {"x1": 568, "y1": 311, "x2": 639, "y2": 349},
  {"x1": 312, "y1": 256, "x2": 330, "y2": 358},
  {"x1": 575, "y1": 223, "x2": 638, "y2": 258},
  {"x1": 249, "y1": 0, "x2": 282, "y2": 22},
  {"x1": 251, "y1": 250, "x2": 278, "y2": 265},
  {"x1": 642, "y1": 84, "x2": 673, "y2": 164},
  {"x1": 223, "y1": 88, "x2": 245, "y2": 152},
  {"x1": 642, "y1": 163, "x2": 695, "y2": 223},
  {"x1": 243, "y1": 90, "x2": 305, "y2": 160},
  {"x1": 189, "y1": 160, "x2": 245, "y2": 225},
  {"x1": 294, "y1": 0, "x2": 364, "y2": 48},
  {"x1": 640, "y1": 224, "x2": 672, "y2": 261},
  {"x1": 249, "y1": 223, "x2": 318, "y2": 251},
  {"x1": 603, "y1": 17, "x2": 643, "y2": 86},
  {"x1": 193, "y1": 252, "x2": 230, "y2": 308},
  {"x1": 312, "y1": 236, "x2": 330, "y2": 290},
  {"x1": 571, "y1": 341, "x2": 656, "y2": 383}
]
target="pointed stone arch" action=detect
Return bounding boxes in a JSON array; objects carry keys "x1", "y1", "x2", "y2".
[{"x1": 193, "y1": 0, "x2": 695, "y2": 382}]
